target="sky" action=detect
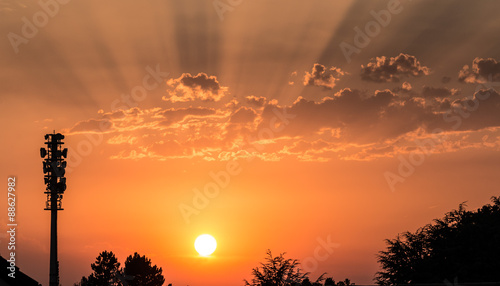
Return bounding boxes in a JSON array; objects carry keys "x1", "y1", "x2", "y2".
[{"x1": 1, "y1": 0, "x2": 500, "y2": 285}]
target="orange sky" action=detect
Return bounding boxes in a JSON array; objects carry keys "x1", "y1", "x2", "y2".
[{"x1": 1, "y1": 1, "x2": 500, "y2": 285}]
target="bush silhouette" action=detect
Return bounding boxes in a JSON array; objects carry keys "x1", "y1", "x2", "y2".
[{"x1": 244, "y1": 249, "x2": 342, "y2": 286}]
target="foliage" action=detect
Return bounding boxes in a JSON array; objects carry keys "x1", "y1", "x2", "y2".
[
  {"x1": 376, "y1": 196, "x2": 500, "y2": 285},
  {"x1": 75, "y1": 251, "x2": 165, "y2": 286},
  {"x1": 336, "y1": 278, "x2": 353, "y2": 286},
  {"x1": 124, "y1": 252, "x2": 165, "y2": 286},
  {"x1": 244, "y1": 249, "x2": 325, "y2": 286},
  {"x1": 75, "y1": 251, "x2": 122, "y2": 286},
  {"x1": 324, "y1": 277, "x2": 336, "y2": 286}
]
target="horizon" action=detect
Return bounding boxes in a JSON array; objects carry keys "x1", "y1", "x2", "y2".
[{"x1": 1, "y1": 0, "x2": 500, "y2": 285}]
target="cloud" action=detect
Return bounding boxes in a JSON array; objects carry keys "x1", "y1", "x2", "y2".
[
  {"x1": 107, "y1": 134, "x2": 139, "y2": 145},
  {"x1": 441, "y1": 76, "x2": 452, "y2": 84},
  {"x1": 157, "y1": 107, "x2": 217, "y2": 126},
  {"x1": 257, "y1": 88, "x2": 405, "y2": 141},
  {"x1": 304, "y1": 63, "x2": 346, "y2": 89},
  {"x1": 452, "y1": 89, "x2": 500, "y2": 131},
  {"x1": 288, "y1": 71, "x2": 298, "y2": 85},
  {"x1": 163, "y1": 73, "x2": 228, "y2": 102},
  {"x1": 392, "y1": 81, "x2": 412, "y2": 94},
  {"x1": 245, "y1": 95, "x2": 267, "y2": 107},
  {"x1": 421, "y1": 86, "x2": 459, "y2": 98},
  {"x1": 69, "y1": 119, "x2": 113, "y2": 134},
  {"x1": 343, "y1": 145, "x2": 395, "y2": 161},
  {"x1": 110, "y1": 139, "x2": 196, "y2": 160},
  {"x1": 0, "y1": 0, "x2": 29, "y2": 13},
  {"x1": 288, "y1": 139, "x2": 331, "y2": 153},
  {"x1": 65, "y1": 87, "x2": 500, "y2": 162},
  {"x1": 458, "y1": 57, "x2": 500, "y2": 83},
  {"x1": 361, "y1": 53, "x2": 430, "y2": 82},
  {"x1": 279, "y1": 139, "x2": 343, "y2": 162},
  {"x1": 229, "y1": 107, "x2": 257, "y2": 124},
  {"x1": 402, "y1": 82, "x2": 412, "y2": 92},
  {"x1": 66, "y1": 108, "x2": 146, "y2": 134},
  {"x1": 257, "y1": 87, "x2": 500, "y2": 148}
]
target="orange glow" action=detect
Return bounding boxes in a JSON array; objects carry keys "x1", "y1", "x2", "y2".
[{"x1": 2, "y1": 1, "x2": 500, "y2": 286}]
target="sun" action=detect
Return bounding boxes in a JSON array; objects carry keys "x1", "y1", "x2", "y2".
[{"x1": 194, "y1": 234, "x2": 217, "y2": 256}]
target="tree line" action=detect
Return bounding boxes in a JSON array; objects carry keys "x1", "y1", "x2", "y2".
[
  {"x1": 74, "y1": 249, "x2": 351, "y2": 286},
  {"x1": 74, "y1": 251, "x2": 165, "y2": 286},
  {"x1": 75, "y1": 196, "x2": 500, "y2": 285}
]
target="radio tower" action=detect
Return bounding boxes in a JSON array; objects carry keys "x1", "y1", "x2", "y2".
[{"x1": 40, "y1": 132, "x2": 68, "y2": 286}]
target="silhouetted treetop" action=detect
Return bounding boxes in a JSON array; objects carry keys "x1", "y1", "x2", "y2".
[
  {"x1": 124, "y1": 252, "x2": 165, "y2": 286},
  {"x1": 376, "y1": 196, "x2": 500, "y2": 285},
  {"x1": 75, "y1": 250, "x2": 121, "y2": 286},
  {"x1": 74, "y1": 251, "x2": 165, "y2": 286},
  {"x1": 244, "y1": 249, "x2": 334, "y2": 286}
]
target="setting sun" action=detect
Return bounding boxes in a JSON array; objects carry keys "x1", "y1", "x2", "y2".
[{"x1": 194, "y1": 234, "x2": 217, "y2": 256}]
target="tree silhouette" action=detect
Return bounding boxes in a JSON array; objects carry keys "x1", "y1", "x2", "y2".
[
  {"x1": 123, "y1": 252, "x2": 165, "y2": 286},
  {"x1": 376, "y1": 196, "x2": 500, "y2": 285},
  {"x1": 244, "y1": 249, "x2": 325, "y2": 286},
  {"x1": 301, "y1": 277, "x2": 313, "y2": 286},
  {"x1": 74, "y1": 251, "x2": 168, "y2": 286},
  {"x1": 324, "y1": 278, "x2": 335, "y2": 286},
  {"x1": 336, "y1": 278, "x2": 352, "y2": 286},
  {"x1": 75, "y1": 251, "x2": 122, "y2": 286}
]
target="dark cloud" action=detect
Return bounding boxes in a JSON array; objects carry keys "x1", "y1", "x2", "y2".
[
  {"x1": 304, "y1": 63, "x2": 346, "y2": 89},
  {"x1": 180, "y1": 73, "x2": 219, "y2": 92},
  {"x1": 163, "y1": 73, "x2": 227, "y2": 102},
  {"x1": 441, "y1": 76, "x2": 452, "y2": 84},
  {"x1": 257, "y1": 88, "x2": 406, "y2": 142},
  {"x1": 452, "y1": 89, "x2": 500, "y2": 131},
  {"x1": 458, "y1": 57, "x2": 500, "y2": 83},
  {"x1": 421, "y1": 86, "x2": 459, "y2": 98},
  {"x1": 361, "y1": 53, "x2": 430, "y2": 83},
  {"x1": 257, "y1": 86, "x2": 500, "y2": 145}
]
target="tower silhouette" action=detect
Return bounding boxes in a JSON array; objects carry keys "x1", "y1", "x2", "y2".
[{"x1": 40, "y1": 132, "x2": 68, "y2": 286}]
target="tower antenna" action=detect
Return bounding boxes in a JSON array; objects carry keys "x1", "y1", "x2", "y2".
[{"x1": 41, "y1": 132, "x2": 68, "y2": 286}]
